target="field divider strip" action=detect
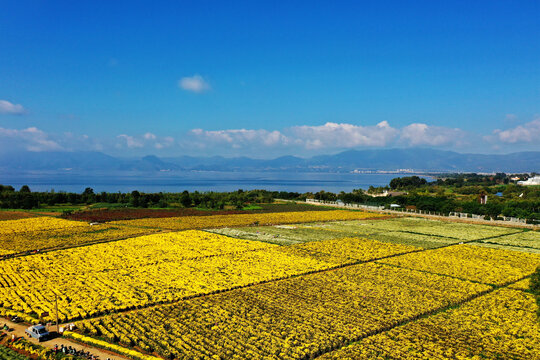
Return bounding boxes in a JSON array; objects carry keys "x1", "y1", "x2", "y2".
[
  {"x1": 473, "y1": 230, "x2": 528, "y2": 242},
  {"x1": 476, "y1": 240, "x2": 540, "y2": 252}
]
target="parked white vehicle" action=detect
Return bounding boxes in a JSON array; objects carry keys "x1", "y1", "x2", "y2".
[{"x1": 25, "y1": 324, "x2": 49, "y2": 341}]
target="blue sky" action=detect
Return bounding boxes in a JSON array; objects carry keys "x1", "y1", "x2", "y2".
[{"x1": 1, "y1": 1, "x2": 539, "y2": 158}]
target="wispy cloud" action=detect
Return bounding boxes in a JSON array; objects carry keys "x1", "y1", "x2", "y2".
[
  {"x1": 178, "y1": 75, "x2": 211, "y2": 93},
  {"x1": 0, "y1": 100, "x2": 26, "y2": 115}
]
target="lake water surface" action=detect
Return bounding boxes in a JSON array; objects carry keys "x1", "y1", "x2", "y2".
[{"x1": 0, "y1": 171, "x2": 431, "y2": 193}]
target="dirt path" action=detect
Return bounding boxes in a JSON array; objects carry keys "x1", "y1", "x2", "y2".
[{"x1": 1, "y1": 318, "x2": 129, "y2": 360}]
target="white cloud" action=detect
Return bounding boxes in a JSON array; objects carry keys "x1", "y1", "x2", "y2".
[
  {"x1": 0, "y1": 127, "x2": 62, "y2": 151},
  {"x1": 185, "y1": 121, "x2": 471, "y2": 155},
  {"x1": 0, "y1": 121, "x2": 497, "y2": 157},
  {"x1": 0, "y1": 100, "x2": 26, "y2": 115},
  {"x1": 290, "y1": 121, "x2": 399, "y2": 149},
  {"x1": 189, "y1": 128, "x2": 288, "y2": 148},
  {"x1": 116, "y1": 134, "x2": 144, "y2": 148},
  {"x1": 178, "y1": 75, "x2": 211, "y2": 93},
  {"x1": 143, "y1": 132, "x2": 157, "y2": 140},
  {"x1": 400, "y1": 123, "x2": 465, "y2": 146},
  {"x1": 493, "y1": 119, "x2": 540, "y2": 143},
  {"x1": 116, "y1": 133, "x2": 175, "y2": 150}
]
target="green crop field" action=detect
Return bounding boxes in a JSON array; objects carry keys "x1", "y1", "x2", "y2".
[{"x1": 208, "y1": 217, "x2": 526, "y2": 250}]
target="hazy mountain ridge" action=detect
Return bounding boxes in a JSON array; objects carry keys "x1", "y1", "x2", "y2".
[{"x1": 0, "y1": 149, "x2": 538, "y2": 173}]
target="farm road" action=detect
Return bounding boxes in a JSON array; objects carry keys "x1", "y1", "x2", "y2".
[{"x1": 1, "y1": 318, "x2": 128, "y2": 360}]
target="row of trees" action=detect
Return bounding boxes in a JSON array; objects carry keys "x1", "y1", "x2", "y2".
[
  {"x1": 0, "y1": 185, "x2": 278, "y2": 210},
  {"x1": 342, "y1": 175, "x2": 540, "y2": 222}
]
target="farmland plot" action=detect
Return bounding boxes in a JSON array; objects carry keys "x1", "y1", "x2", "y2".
[
  {"x1": 75, "y1": 263, "x2": 489, "y2": 360},
  {"x1": 109, "y1": 210, "x2": 381, "y2": 230},
  {"x1": 320, "y1": 288, "x2": 540, "y2": 360},
  {"x1": 475, "y1": 230, "x2": 540, "y2": 251},
  {"x1": 0, "y1": 231, "x2": 347, "y2": 322},
  {"x1": 0, "y1": 223, "x2": 159, "y2": 255},
  {"x1": 209, "y1": 225, "x2": 347, "y2": 245},
  {"x1": 289, "y1": 237, "x2": 418, "y2": 263},
  {"x1": 380, "y1": 244, "x2": 540, "y2": 285},
  {"x1": 307, "y1": 217, "x2": 519, "y2": 240},
  {"x1": 211, "y1": 218, "x2": 511, "y2": 249},
  {"x1": 1, "y1": 211, "x2": 537, "y2": 360}
]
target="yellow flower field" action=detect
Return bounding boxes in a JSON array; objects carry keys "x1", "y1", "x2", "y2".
[
  {"x1": 64, "y1": 331, "x2": 161, "y2": 360},
  {"x1": 380, "y1": 244, "x2": 540, "y2": 285},
  {"x1": 290, "y1": 237, "x2": 419, "y2": 262},
  {"x1": 507, "y1": 277, "x2": 532, "y2": 291},
  {"x1": 0, "y1": 223, "x2": 159, "y2": 255},
  {"x1": 110, "y1": 210, "x2": 382, "y2": 230},
  {"x1": 320, "y1": 288, "x2": 540, "y2": 360},
  {"x1": 75, "y1": 263, "x2": 489, "y2": 360},
  {"x1": 0, "y1": 230, "x2": 343, "y2": 321},
  {"x1": 0, "y1": 210, "x2": 537, "y2": 359},
  {"x1": 0, "y1": 217, "x2": 87, "y2": 235}
]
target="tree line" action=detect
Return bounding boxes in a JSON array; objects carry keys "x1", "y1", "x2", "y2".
[
  {"x1": 0, "y1": 185, "x2": 283, "y2": 210},
  {"x1": 1, "y1": 173, "x2": 538, "y2": 222}
]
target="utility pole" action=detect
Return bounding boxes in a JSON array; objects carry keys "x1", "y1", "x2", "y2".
[{"x1": 55, "y1": 293, "x2": 59, "y2": 333}]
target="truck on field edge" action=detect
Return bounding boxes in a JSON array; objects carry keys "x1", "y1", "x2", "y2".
[{"x1": 25, "y1": 324, "x2": 49, "y2": 342}]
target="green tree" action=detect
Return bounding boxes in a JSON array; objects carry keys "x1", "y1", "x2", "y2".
[{"x1": 180, "y1": 190, "x2": 192, "y2": 208}]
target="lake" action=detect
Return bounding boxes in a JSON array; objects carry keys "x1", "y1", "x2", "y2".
[{"x1": 0, "y1": 171, "x2": 431, "y2": 193}]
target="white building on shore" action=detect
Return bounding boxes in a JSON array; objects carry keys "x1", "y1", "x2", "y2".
[{"x1": 518, "y1": 176, "x2": 540, "y2": 186}]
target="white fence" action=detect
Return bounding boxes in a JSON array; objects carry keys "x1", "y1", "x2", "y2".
[{"x1": 305, "y1": 199, "x2": 529, "y2": 225}]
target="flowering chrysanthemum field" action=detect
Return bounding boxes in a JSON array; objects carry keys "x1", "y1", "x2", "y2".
[{"x1": 1, "y1": 209, "x2": 539, "y2": 359}]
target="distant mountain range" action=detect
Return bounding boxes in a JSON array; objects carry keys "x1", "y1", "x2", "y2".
[{"x1": 0, "y1": 149, "x2": 539, "y2": 173}]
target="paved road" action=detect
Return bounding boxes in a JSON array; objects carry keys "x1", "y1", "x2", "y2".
[{"x1": 1, "y1": 318, "x2": 129, "y2": 360}]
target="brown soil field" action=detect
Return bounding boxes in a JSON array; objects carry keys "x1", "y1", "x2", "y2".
[
  {"x1": 0, "y1": 211, "x2": 38, "y2": 221},
  {"x1": 63, "y1": 208, "x2": 250, "y2": 222}
]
